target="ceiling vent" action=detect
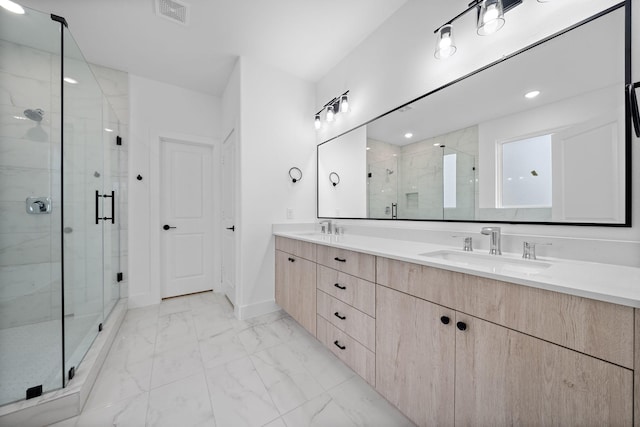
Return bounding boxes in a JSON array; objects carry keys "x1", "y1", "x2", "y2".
[{"x1": 155, "y1": 0, "x2": 189, "y2": 26}]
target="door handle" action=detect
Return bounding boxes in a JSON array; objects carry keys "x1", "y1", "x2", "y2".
[
  {"x1": 226, "y1": 226, "x2": 235, "y2": 231},
  {"x1": 163, "y1": 224, "x2": 176, "y2": 230}
]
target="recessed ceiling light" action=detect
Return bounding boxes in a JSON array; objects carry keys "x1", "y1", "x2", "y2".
[
  {"x1": 404, "y1": 132, "x2": 413, "y2": 139},
  {"x1": 0, "y1": 0, "x2": 25, "y2": 14},
  {"x1": 63, "y1": 77, "x2": 78, "y2": 84},
  {"x1": 366, "y1": 147, "x2": 370, "y2": 150},
  {"x1": 433, "y1": 143, "x2": 440, "y2": 147},
  {"x1": 104, "y1": 128, "x2": 114, "y2": 132},
  {"x1": 524, "y1": 90, "x2": 540, "y2": 99}
]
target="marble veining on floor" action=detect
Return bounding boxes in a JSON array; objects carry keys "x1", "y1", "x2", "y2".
[{"x1": 47, "y1": 292, "x2": 415, "y2": 427}]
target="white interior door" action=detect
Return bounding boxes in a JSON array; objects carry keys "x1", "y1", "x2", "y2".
[
  {"x1": 221, "y1": 131, "x2": 237, "y2": 305},
  {"x1": 161, "y1": 140, "x2": 214, "y2": 298}
]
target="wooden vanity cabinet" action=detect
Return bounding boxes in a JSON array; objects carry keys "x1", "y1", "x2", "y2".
[
  {"x1": 275, "y1": 237, "x2": 316, "y2": 336},
  {"x1": 376, "y1": 284, "x2": 633, "y2": 427},
  {"x1": 376, "y1": 285, "x2": 455, "y2": 427}
]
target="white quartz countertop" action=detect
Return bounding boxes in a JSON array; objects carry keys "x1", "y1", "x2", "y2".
[{"x1": 273, "y1": 230, "x2": 640, "y2": 308}]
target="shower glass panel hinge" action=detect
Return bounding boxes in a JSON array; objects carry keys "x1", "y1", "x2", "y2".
[
  {"x1": 98, "y1": 323, "x2": 103, "y2": 332},
  {"x1": 68, "y1": 367, "x2": 75, "y2": 381},
  {"x1": 116, "y1": 136, "x2": 122, "y2": 146},
  {"x1": 26, "y1": 385, "x2": 43, "y2": 400},
  {"x1": 117, "y1": 272, "x2": 124, "y2": 282}
]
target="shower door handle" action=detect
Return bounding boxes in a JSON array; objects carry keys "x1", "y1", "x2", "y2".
[{"x1": 95, "y1": 190, "x2": 115, "y2": 224}]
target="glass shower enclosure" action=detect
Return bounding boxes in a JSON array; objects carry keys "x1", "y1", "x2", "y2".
[{"x1": 0, "y1": 4, "x2": 123, "y2": 406}]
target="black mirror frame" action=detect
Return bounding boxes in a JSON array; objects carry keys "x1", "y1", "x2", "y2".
[{"x1": 317, "y1": 1, "x2": 632, "y2": 227}]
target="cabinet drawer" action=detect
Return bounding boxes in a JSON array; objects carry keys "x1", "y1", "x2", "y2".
[
  {"x1": 317, "y1": 290, "x2": 375, "y2": 351},
  {"x1": 317, "y1": 265, "x2": 376, "y2": 317},
  {"x1": 275, "y1": 236, "x2": 316, "y2": 261},
  {"x1": 316, "y1": 245, "x2": 375, "y2": 282},
  {"x1": 317, "y1": 315, "x2": 375, "y2": 386},
  {"x1": 377, "y1": 256, "x2": 634, "y2": 369}
]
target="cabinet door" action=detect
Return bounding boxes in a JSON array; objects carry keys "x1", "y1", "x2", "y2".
[
  {"x1": 275, "y1": 249, "x2": 316, "y2": 336},
  {"x1": 376, "y1": 285, "x2": 455, "y2": 427},
  {"x1": 455, "y1": 315, "x2": 633, "y2": 427}
]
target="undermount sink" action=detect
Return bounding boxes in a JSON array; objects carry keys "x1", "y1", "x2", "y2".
[{"x1": 419, "y1": 250, "x2": 552, "y2": 275}]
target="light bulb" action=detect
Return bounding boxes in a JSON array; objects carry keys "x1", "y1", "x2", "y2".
[
  {"x1": 435, "y1": 24, "x2": 457, "y2": 59},
  {"x1": 477, "y1": 0, "x2": 505, "y2": 36},
  {"x1": 314, "y1": 114, "x2": 321, "y2": 130},
  {"x1": 326, "y1": 105, "x2": 335, "y2": 122},
  {"x1": 0, "y1": 0, "x2": 25, "y2": 14},
  {"x1": 340, "y1": 95, "x2": 349, "y2": 113}
]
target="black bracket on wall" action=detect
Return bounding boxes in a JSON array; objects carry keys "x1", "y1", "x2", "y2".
[
  {"x1": 117, "y1": 272, "x2": 124, "y2": 282},
  {"x1": 627, "y1": 82, "x2": 640, "y2": 137},
  {"x1": 50, "y1": 14, "x2": 68, "y2": 27},
  {"x1": 116, "y1": 135, "x2": 122, "y2": 146},
  {"x1": 95, "y1": 190, "x2": 115, "y2": 224},
  {"x1": 26, "y1": 385, "x2": 43, "y2": 400},
  {"x1": 68, "y1": 366, "x2": 75, "y2": 381}
]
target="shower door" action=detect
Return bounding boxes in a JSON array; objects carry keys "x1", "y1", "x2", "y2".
[{"x1": 61, "y1": 26, "x2": 107, "y2": 384}]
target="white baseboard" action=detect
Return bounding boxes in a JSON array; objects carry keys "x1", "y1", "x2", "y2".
[{"x1": 236, "y1": 299, "x2": 281, "y2": 320}]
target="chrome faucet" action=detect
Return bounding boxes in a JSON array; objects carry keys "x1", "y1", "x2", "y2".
[
  {"x1": 480, "y1": 227, "x2": 502, "y2": 255},
  {"x1": 319, "y1": 220, "x2": 333, "y2": 234},
  {"x1": 522, "y1": 241, "x2": 552, "y2": 260}
]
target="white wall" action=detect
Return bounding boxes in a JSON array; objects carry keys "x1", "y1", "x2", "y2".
[
  {"x1": 313, "y1": 0, "x2": 640, "y2": 263},
  {"x1": 318, "y1": 126, "x2": 367, "y2": 218},
  {"x1": 128, "y1": 75, "x2": 222, "y2": 308},
  {"x1": 235, "y1": 56, "x2": 317, "y2": 318}
]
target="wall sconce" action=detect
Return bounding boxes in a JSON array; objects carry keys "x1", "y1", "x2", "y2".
[
  {"x1": 314, "y1": 91, "x2": 349, "y2": 130},
  {"x1": 433, "y1": 0, "x2": 521, "y2": 59}
]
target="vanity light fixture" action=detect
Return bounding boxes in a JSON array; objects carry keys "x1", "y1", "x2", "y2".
[
  {"x1": 477, "y1": 0, "x2": 505, "y2": 36},
  {"x1": 313, "y1": 90, "x2": 350, "y2": 129},
  {"x1": 0, "y1": 0, "x2": 25, "y2": 14},
  {"x1": 435, "y1": 24, "x2": 457, "y2": 59},
  {"x1": 326, "y1": 105, "x2": 335, "y2": 122},
  {"x1": 524, "y1": 90, "x2": 540, "y2": 99},
  {"x1": 434, "y1": 0, "x2": 522, "y2": 60}
]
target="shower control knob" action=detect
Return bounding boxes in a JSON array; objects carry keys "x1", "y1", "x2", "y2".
[{"x1": 163, "y1": 224, "x2": 176, "y2": 231}]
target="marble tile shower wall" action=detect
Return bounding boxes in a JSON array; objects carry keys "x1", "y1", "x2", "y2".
[
  {"x1": 0, "y1": 39, "x2": 61, "y2": 329},
  {"x1": 0, "y1": 39, "x2": 129, "y2": 329},
  {"x1": 366, "y1": 126, "x2": 477, "y2": 220}
]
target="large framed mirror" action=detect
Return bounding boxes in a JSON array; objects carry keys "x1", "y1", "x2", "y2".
[{"x1": 317, "y1": 2, "x2": 631, "y2": 225}]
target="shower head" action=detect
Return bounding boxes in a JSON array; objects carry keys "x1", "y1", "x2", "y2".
[{"x1": 24, "y1": 108, "x2": 44, "y2": 122}]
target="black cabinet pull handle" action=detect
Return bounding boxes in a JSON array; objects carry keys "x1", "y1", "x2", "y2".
[
  {"x1": 288, "y1": 257, "x2": 295, "y2": 262},
  {"x1": 334, "y1": 283, "x2": 346, "y2": 290},
  {"x1": 226, "y1": 225, "x2": 235, "y2": 231},
  {"x1": 163, "y1": 224, "x2": 176, "y2": 231},
  {"x1": 334, "y1": 312, "x2": 346, "y2": 320},
  {"x1": 334, "y1": 257, "x2": 346, "y2": 263},
  {"x1": 334, "y1": 340, "x2": 346, "y2": 350},
  {"x1": 440, "y1": 316, "x2": 450, "y2": 325},
  {"x1": 456, "y1": 321, "x2": 467, "y2": 331}
]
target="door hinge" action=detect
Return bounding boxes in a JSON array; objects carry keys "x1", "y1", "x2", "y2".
[
  {"x1": 117, "y1": 272, "x2": 123, "y2": 282},
  {"x1": 26, "y1": 385, "x2": 43, "y2": 400},
  {"x1": 116, "y1": 136, "x2": 122, "y2": 146}
]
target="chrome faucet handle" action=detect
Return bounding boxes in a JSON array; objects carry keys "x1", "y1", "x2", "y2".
[
  {"x1": 522, "y1": 241, "x2": 552, "y2": 260},
  {"x1": 451, "y1": 235, "x2": 473, "y2": 251}
]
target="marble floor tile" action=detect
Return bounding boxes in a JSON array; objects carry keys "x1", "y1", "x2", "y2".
[
  {"x1": 204, "y1": 357, "x2": 279, "y2": 427},
  {"x1": 150, "y1": 340, "x2": 204, "y2": 389},
  {"x1": 155, "y1": 311, "x2": 198, "y2": 353},
  {"x1": 285, "y1": 336, "x2": 355, "y2": 391},
  {"x1": 263, "y1": 418, "x2": 287, "y2": 427},
  {"x1": 83, "y1": 357, "x2": 152, "y2": 411},
  {"x1": 328, "y1": 376, "x2": 416, "y2": 427},
  {"x1": 39, "y1": 292, "x2": 412, "y2": 427},
  {"x1": 199, "y1": 329, "x2": 248, "y2": 370},
  {"x1": 73, "y1": 391, "x2": 148, "y2": 427},
  {"x1": 281, "y1": 393, "x2": 358, "y2": 427},
  {"x1": 146, "y1": 374, "x2": 215, "y2": 427},
  {"x1": 250, "y1": 343, "x2": 324, "y2": 415}
]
